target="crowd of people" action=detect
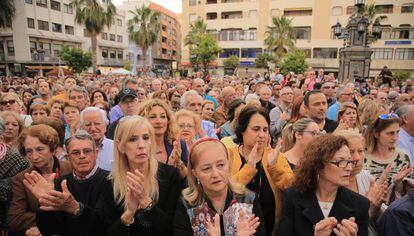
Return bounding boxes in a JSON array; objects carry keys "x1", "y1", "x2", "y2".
[{"x1": 0, "y1": 67, "x2": 413, "y2": 236}]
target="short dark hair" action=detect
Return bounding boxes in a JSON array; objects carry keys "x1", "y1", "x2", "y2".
[
  {"x1": 235, "y1": 106, "x2": 270, "y2": 144},
  {"x1": 32, "y1": 117, "x2": 65, "y2": 148},
  {"x1": 228, "y1": 99, "x2": 246, "y2": 122},
  {"x1": 303, "y1": 90, "x2": 323, "y2": 107}
]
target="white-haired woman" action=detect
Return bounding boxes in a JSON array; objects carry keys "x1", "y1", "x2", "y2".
[
  {"x1": 173, "y1": 138, "x2": 265, "y2": 235},
  {"x1": 99, "y1": 116, "x2": 181, "y2": 235}
]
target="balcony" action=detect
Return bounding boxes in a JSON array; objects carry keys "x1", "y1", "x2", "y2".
[
  {"x1": 221, "y1": 11, "x2": 243, "y2": 19},
  {"x1": 207, "y1": 12, "x2": 218, "y2": 20},
  {"x1": 31, "y1": 53, "x2": 60, "y2": 63},
  {"x1": 221, "y1": 0, "x2": 243, "y2": 3},
  {"x1": 206, "y1": 0, "x2": 217, "y2": 4},
  {"x1": 102, "y1": 58, "x2": 123, "y2": 66}
]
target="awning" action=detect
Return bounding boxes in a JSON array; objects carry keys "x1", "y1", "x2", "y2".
[{"x1": 25, "y1": 65, "x2": 56, "y2": 70}]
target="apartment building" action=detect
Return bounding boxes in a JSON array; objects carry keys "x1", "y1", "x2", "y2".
[
  {"x1": 119, "y1": 0, "x2": 181, "y2": 72},
  {"x1": 0, "y1": 0, "x2": 128, "y2": 76},
  {"x1": 182, "y1": 0, "x2": 414, "y2": 76}
]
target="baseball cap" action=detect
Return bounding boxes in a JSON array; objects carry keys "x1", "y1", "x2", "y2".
[{"x1": 117, "y1": 88, "x2": 137, "y2": 102}]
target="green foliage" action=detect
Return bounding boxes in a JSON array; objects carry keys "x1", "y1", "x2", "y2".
[
  {"x1": 127, "y1": 5, "x2": 160, "y2": 70},
  {"x1": 0, "y1": 0, "x2": 15, "y2": 29},
  {"x1": 123, "y1": 61, "x2": 132, "y2": 71},
  {"x1": 189, "y1": 34, "x2": 222, "y2": 73},
  {"x1": 393, "y1": 71, "x2": 411, "y2": 82},
  {"x1": 277, "y1": 49, "x2": 308, "y2": 74},
  {"x1": 185, "y1": 19, "x2": 208, "y2": 47},
  {"x1": 254, "y1": 53, "x2": 277, "y2": 71},
  {"x1": 59, "y1": 46, "x2": 92, "y2": 74},
  {"x1": 223, "y1": 55, "x2": 239, "y2": 69},
  {"x1": 264, "y1": 16, "x2": 296, "y2": 60}
]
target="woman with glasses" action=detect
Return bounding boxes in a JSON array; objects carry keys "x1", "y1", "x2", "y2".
[
  {"x1": 281, "y1": 118, "x2": 320, "y2": 170},
  {"x1": 99, "y1": 116, "x2": 181, "y2": 235},
  {"x1": 364, "y1": 114, "x2": 411, "y2": 186},
  {"x1": 0, "y1": 92, "x2": 32, "y2": 127},
  {"x1": 8, "y1": 125, "x2": 71, "y2": 235},
  {"x1": 336, "y1": 102, "x2": 362, "y2": 133},
  {"x1": 277, "y1": 134, "x2": 369, "y2": 236},
  {"x1": 173, "y1": 138, "x2": 265, "y2": 235},
  {"x1": 175, "y1": 109, "x2": 204, "y2": 147},
  {"x1": 137, "y1": 99, "x2": 188, "y2": 178},
  {"x1": 229, "y1": 106, "x2": 294, "y2": 234}
]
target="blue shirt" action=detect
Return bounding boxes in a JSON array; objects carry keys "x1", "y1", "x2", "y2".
[
  {"x1": 398, "y1": 128, "x2": 414, "y2": 166},
  {"x1": 201, "y1": 120, "x2": 218, "y2": 139},
  {"x1": 109, "y1": 105, "x2": 123, "y2": 124},
  {"x1": 327, "y1": 101, "x2": 340, "y2": 121},
  {"x1": 97, "y1": 137, "x2": 114, "y2": 171}
]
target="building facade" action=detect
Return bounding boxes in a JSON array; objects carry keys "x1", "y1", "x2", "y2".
[
  {"x1": 181, "y1": 0, "x2": 414, "y2": 76},
  {"x1": 120, "y1": 0, "x2": 181, "y2": 74},
  {"x1": 0, "y1": 0, "x2": 128, "y2": 76}
]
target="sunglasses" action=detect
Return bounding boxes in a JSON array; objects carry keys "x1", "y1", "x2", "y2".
[
  {"x1": 1, "y1": 99, "x2": 16, "y2": 106},
  {"x1": 378, "y1": 113, "x2": 399, "y2": 119}
]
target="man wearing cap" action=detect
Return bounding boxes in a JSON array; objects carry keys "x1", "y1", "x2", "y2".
[{"x1": 106, "y1": 88, "x2": 139, "y2": 139}]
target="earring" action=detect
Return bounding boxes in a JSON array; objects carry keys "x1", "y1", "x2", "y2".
[{"x1": 197, "y1": 179, "x2": 200, "y2": 185}]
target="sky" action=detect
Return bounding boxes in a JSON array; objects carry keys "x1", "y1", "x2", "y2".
[{"x1": 112, "y1": 0, "x2": 182, "y2": 14}]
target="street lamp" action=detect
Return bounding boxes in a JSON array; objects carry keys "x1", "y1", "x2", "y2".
[
  {"x1": 372, "y1": 19, "x2": 381, "y2": 37},
  {"x1": 357, "y1": 17, "x2": 368, "y2": 33},
  {"x1": 333, "y1": 21, "x2": 342, "y2": 37},
  {"x1": 355, "y1": 0, "x2": 366, "y2": 9}
]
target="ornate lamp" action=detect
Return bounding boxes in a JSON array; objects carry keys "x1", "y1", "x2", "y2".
[{"x1": 333, "y1": 21, "x2": 342, "y2": 37}]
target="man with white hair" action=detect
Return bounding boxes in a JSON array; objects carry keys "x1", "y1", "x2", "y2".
[
  {"x1": 326, "y1": 84, "x2": 355, "y2": 121},
  {"x1": 81, "y1": 107, "x2": 114, "y2": 171},
  {"x1": 396, "y1": 105, "x2": 414, "y2": 164},
  {"x1": 181, "y1": 90, "x2": 218, "y2": 139},
  {"x1": 192, "y1": 78, "x2": 206, "y2": 96}
]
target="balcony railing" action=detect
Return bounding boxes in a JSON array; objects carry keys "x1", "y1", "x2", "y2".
[{"x1": 102, "y1": 58, "x2": 123, "y2": 66}]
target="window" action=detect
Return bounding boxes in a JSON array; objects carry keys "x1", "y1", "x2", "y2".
[
  {"x1": 270, "y1": 9, "x2": 280, "y2": 17},
  {"x1": 51, "y1": 0, "x2": 60, "y2": 11},
  {"x1": 52, "y1": 44, "x2": 62, "y2": 56},
  {"x1": 52, "y1": 23, "x2": 62, "y2": 32},
  {"x1": 249, "y1": 10, "x2": 258, "y2": 19},
  {"x1": 102, "y1": 49, "x2": 108, "y2": 58},
  {"x1": 189, "y1": 0, "x2": 197, "y2": 6},
  {"x1": 38, "y1": 20, "x2": 49, "y2": 31},
  {"x1": 27, "y1": 18, "x2": 35, "y2": 29},
  {"x1": 39, "y1": 42, "x2": 51, "y2": 56},
  {"x1": 102, "y1": 33, "x2": 108, "y2": 40},
  {"x1": 395, "y1": 48, "x2": 414, "y2": 60},
  {"x1": 219, "y1": 48, "x2": 239, "y2": 58},
  {"x1": 117, "y1": 51, "x2": 123, "y2": 59},
  {"x1": 206, "y1": 12, "x2": 217, "y2": 20},
  {"x1": 65, "y1": 25, "x2": 74, "y2": 35},
  {"x1": 110, "y1": 51, "x2": 116, "y2": 59},
  {"x1": 313, "y1": 48, "x2": 338, "y2": 59},
  {"x1": 109, "y1": 34, "x2": 115, "y2": 41},
  {"x1": 36, "y1": 0, "x2": 47, "y2": 7},
  {"x1": 189, "y1": 14, "x2": 197, "y2": 23},
  {"x1": 7, "y1": 41, "x2": 15, "y2": 56},
  {"x1": 221, "y1": 11, "x2": 243, "y2": 19},
  {"x1": 372, "y1": 48, "x2": 393, "y2": 60},
  {"x1": 63, "y1": 4, "x2": 73, "y2": 14},
  {"x1": 284, "y1": 9, "x2": 312, "y2": 16},
  {"x1": 111, "y1": 19, "x2": 115, "y2": 25},
  {"x1": 332, "y1": 6, "x2": 342, "y2": 16},
  {"x1": 401, "y1": 3, "x2": 413, "y2": 13},
  {"x1": 117, "y1": 35, "x2": 123, "y2": 42},
  {"x1": 30, "y1": 41, "x2": 37, "y2": 52},
  {"x1": 294, "y1": 27, "x2": 311, "y2": 40},
  {"x1": 117, "y1": 19, "x2": 122, "y2": 26},
  {"x1": 25, "y1": 0, "x2": 33, "y2": 4},
  {"x1": 84, "y1": 29, "x2": 91, "y2": 37},
  {"x1": 346, "y1": 6, "x2": 357, "y2": 15},
  {"x1": 241, "y1": 48, "x2": 262, "y2": 58},
  {"x1": 393, "y1": 27, "x2": 410, "y2": 39},
  {"x1": 379, "y1": 27, "x2": 391, "y2": 39},
  {"x1": 375, "y1": 5, "x2": 393, "y2": 14}
]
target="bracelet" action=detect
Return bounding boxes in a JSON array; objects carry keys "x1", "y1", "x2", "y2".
[
  {"x1": 121, "y1": 214, "x2": 135, "y2": 226},
  {"x1": 136, "y1": 200, "x2": 155, "y2": 216}
]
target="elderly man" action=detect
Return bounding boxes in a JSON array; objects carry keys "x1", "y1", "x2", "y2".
[
  {"x1": 192, "y1": 78, "x2": 206, "y2": 96},
  {"x1": 181, "y1": 90, "x2": 218, "y2": 139},
  {"x1": 23, "y1": 131, "x2": 110, "y2": 236},
  {"x1": 68, "y1": 86, "x2": 90, "y2": 111},
  {"x1": 213, "y1": 86, "x2": 236, "y2": 127},
  {"x1": 81, "y1": 107, "x2": 114, "y2": 171},
  {"x1": 151, "y1": 79, "x2": 162, "y2": 93},
  {"x1": 269, "y1": 86, "x2": 294, "y2": 139},
  {"x1": 326, "y1": 84, "x2": 355, "y2": 121},
  {"x1": 259, "y1": 86, "x2": 275, "y2": 114},
  {"x1": 396, "y1": 105, "x2": 414, "y2": 164}
]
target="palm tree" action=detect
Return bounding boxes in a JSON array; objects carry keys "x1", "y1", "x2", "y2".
[
  {"x1": 0, "y1": 0, "x2": 16, "y2": 29},
  {"x1": 127, "y1": 5, "x2": 160, "y2": 74},
  {"x1": 264, "y1": 16, "x2": 296, "y2": 60},
  {"x1": 70, "y1": 0, "x2": 116, "y2": 73},
  {"x1": 185, "y1": 19, "x2": 207, "y2": 47}
]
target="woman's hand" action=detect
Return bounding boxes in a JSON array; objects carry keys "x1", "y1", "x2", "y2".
[
  {"x1": 168, "y1": 139, "x2": 182, "y2": 167},
  {"x1": 23, "y1": 171, "x2": 55, "y2": 200},
  {"x1": 314, "y1": 217, "x2": 337, "y2": 236},
  {"x1": 236, "y1": 211, "x2": 260, "y2": 236},
  {"x1": 393, "y1": 164, "x2": 412, "y2": 184},
  {"x1": 206, "y1": 214, "x2": 220, "y2": 236},
  {"x1": 25, "y1": 226, "x2": 41, "y2": 236},
  {"x1": 365, "y1": 179, "x2": 387, "y2": 208},
  {"x1": 332, "y1": 217, "x2": 358, "y2": 236},
  {"x1": 246, "y1": 142, "x2": 259, "y2": 168},
  {"x1": 125, "y1": 169, "x2": 150, "y2": 214},
  {"x1": 267, "y1": 138, "x2": 282, "y2": 166}
]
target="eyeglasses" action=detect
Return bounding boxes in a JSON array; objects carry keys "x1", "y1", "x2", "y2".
[
  {"x1": 69, "y1": 148, "x2": 94, "y2": 157},
  {"x1": 281, "y1": 92, "x2": 294, "y2": 96},
  {"x1": 378, "y1": 113, "x2": 399, "y2": 120},
  {"x1": 1, "y1": 99, "x2": 16, "y2": 106},
  {"x1": 301, "y1": 130, "x2": 323, "y2": 136},
  {"x1": 329, "y1": 160, "x2": 357, "y2": 168},
  {"x1": 179, "y1": 124, "x2": 195, "y2": 130},
  {"x1": 322, "y1": 86, "x2": 335, "y2": 89}
]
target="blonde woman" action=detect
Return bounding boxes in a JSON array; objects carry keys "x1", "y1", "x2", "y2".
[
  {"x1": 99, "y1": 116, "x2": 181, "y2": 235},
  {"x1": 0, "y1": 92, "x2": 32, "y2": 126},
  {"x1": 173, "y1": 138, "x2": 265, "y2": 235},
  {"x1": 336, "y1": 102, "x2": 362, "y2": 133},
  {"x1": 0, "y1": 111, "x2": 24, "y2": 151}
]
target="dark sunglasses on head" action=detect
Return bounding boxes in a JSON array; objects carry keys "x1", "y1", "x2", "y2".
[{"x1": 1, "y1": 99, "x2": 16, "y2": 106}]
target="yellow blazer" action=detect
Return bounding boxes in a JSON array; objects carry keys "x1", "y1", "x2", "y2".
[{"x1": 229, "y1": 146, "x2": 294, "y2": 235}]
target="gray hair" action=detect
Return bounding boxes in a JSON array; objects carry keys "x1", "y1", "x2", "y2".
[
  {"x1": 80, "y1": 107, "x2": 109, "y2": 126},
  {"x1": 65, "y1": 130, "x2": 97, "y2": 151},
  {"x1": 395, "y1": 105, "x2": 414, "y2": 122},
  {"x1": 121, "y1": 78, "x2": 138, "y2": 90},
  {"x1": 68, "y1": 86, "x2": 90, "y2": 102},
  {"x1": 0, "y1": 117, "x2": 5, "y2": 135},
  {"x1": 180, "y1": 90, "x2": 201, "y2": 109},
  {"x1": 336, "y1": 84, "x2": 353, "y2": 98}
]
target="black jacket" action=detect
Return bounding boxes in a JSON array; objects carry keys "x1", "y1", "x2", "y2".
[{"x1": 277, "y1": 186, "x2": 369, "y2": 236}]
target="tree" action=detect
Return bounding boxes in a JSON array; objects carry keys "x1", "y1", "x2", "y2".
[
  {"x1": 123, "y1": 61, "x2": 132, "y2": 71},
  {"x1": 264, "y1": 16, "x2": 296, "y2": 60},
  {"x1": 254, "y1": 53, "x2": 277, "y2": 72},
  {"x1": 127, "y1": 5, "x2": 160, "y2": 74},
  {"x1": 0, "y1": 0, "x2": 15, "y2": 29},
  {"x1": 70, "y1": 0, "x2": 116, "y2": 73},
  {"x1": 277, "y1": 49, "x2": 308, "y2": 75},
  {"x1": 223, "y1": 55, "x2": 239, "y2": 68},
  {"x1": 189, "y1": 34, "x2": 222, "y2": 74},
  {"x1": 185, "y1": 19, "x2": 207, "y2": 47},
  {"x1": 393, "y1": 71, "x2": 410, "y2": 82},
  {"x1": 361, "y1": 3, "x2": 387, "y2": 42},
  {"x1": 59, "y1": 46, "x2": 92, "y2": 74}
]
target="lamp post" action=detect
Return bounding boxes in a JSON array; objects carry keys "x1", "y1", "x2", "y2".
[{"x1": 335, "y1": 0, "x2": 381, "y2": 83}]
